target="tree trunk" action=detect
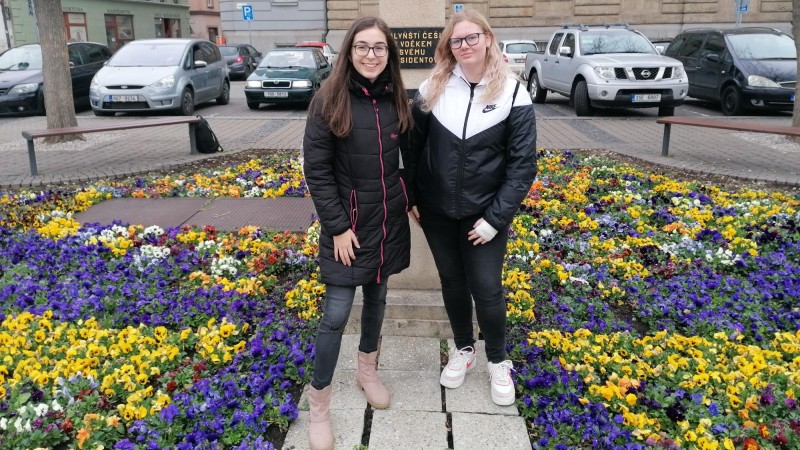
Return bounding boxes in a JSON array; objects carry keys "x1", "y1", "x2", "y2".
[
  {"x1": 32, "y1": 0, "x2": 82, "y2": 143},
  {"x1": 794, "y1": 0, "x2": 800, "y2": 139}
]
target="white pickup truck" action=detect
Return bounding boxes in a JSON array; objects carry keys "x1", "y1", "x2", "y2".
[{"x1": 524, "y1": 24, "x2": 689, "y2": 116}]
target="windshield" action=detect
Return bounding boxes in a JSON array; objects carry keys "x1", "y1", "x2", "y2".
[
  {"x1": 580, "y1": 31, "x2": 656, "y2": 55},
  {"x1": 219, "y1": 47, "x2": 239, "y2": 56},
  {"x1": 260, "y1": 51, "x2": 316, "y2": 68},
  {"x1": 728, "y1": 33, "x2": 796, "y2": 60},
  {"x1": 0, "y1": 46, "x2": 43, "y2": 71},
  {"x1": 505, "y1": 43, "x2": 537, "y2": 54},
  {"x1": 108, "y1": 43, "x2": 186, "y2": 67}
]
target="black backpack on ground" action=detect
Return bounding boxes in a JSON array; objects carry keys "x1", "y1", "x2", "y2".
[{"x1": 194, "y1": 115, "x2": 223, "y2": 154}]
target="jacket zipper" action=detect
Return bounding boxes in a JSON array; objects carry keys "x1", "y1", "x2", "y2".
[
  {"x1": 457, "y1": 83, "x2": 476, "y2": 218},
  {"x1": 365, "y1": 90, "x2": 388, "y2": 284},
  {"x1": 350, "y1": 189, "x2": 358, "y2": 232}
]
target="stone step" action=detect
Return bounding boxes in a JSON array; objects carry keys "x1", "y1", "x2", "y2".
[{"x1": 346, "y1": 289, "x2": 476, "y2": 338}]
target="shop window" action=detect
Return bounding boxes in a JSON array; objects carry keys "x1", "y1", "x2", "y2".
[
  {"x1": 155, "y1": 18, "x2": 181, "y2": 38},
  {"x1": 105, "y1": 14, "x2": 134, "y2": 53},
  {"x1": 64, "y1": 12, "x2": 87, "y2": 42}
]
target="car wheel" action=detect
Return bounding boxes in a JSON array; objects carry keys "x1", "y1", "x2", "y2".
[
  {"x1": 658, "y1": 106, "x2": 675, "y2": 117},
  {"x1": 721, "y1": 85, "x2": 744, "y2": 116},
  {"x1": 573, "y1": 80, "x2": 593, "y2": 116},
  {"x1": 93, "y1": 110, "x2": 114, "y2": 117},
  {"x1": 216, "y1": 81, "x2": 230, "y2": 105},
  {"x1": 247, "y1": 101, "x2": 260, "y2": 110},
  {"x1": 179, "y1": 88, "x2": 195, "y2": 116},
  {"x1": 527, "y1": 70, "x2": 547, "y2": 103},
  {"x1": 244, "y1": 65, "x2": 253, "y2": 78}
]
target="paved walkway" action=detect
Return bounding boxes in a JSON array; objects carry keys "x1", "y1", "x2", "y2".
[{"x1": 0, "y1": 113, "x2": 798, "y2": 187}]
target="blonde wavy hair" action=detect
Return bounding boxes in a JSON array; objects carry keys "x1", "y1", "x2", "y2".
[{"x1": 420, "y1": 10, "x2": 512, "y2": 112}]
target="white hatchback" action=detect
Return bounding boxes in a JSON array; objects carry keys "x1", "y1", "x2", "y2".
[{"x1": 499, "y1": 40, "x2": 539, "y2": 79}]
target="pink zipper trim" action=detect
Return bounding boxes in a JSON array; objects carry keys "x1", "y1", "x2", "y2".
[
  {"x1": 350, "y1": 189, "x2": 358, "y2": 232},
  {"x1": 399, "y1": 178, "x2": 409, "y2": 213},
  {"x1": 372, "y1": 97, "x2": 387, "y2": 284}
]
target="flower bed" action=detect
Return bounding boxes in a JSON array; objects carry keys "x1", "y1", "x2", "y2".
[{"x1": 1, "y1": 150, "x2": 798, "y2": 449}]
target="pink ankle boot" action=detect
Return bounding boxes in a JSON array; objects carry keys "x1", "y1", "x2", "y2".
[
  {"x1": 307, "y1": 385, "x2": 334, "y2": 450},
  {"x1": 356, "y1": 351, "x2": 390, "y2": 409}
]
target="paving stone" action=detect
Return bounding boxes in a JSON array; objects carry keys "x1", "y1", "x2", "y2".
[
  {"x1": 451, "y1": 411, "x2": 530, "y2": 449},
  {"x1": 378, "y1": 336, "x2": 441, "y2": 372},
  {"x1": 368, "y1": 410, "x2": 448, "y2": 450},
  {"x1": 377, "y1": 370, "x2": 442, "y2": 412},
  {"x1": 281, "y1": 409, "x2": 364, "y2": 450}
]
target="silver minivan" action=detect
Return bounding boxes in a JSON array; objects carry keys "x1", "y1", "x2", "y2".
[{"x1": 89, "y1": 39, "x2": 230, "y2": 116}]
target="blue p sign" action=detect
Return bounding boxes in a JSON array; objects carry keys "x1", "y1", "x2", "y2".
[
  {"x1": 242, "y1": 4, "x2": 254, "y2": 21},
  {"x1": 454, "y1": 4, "x2": 464, "y2": 13}
]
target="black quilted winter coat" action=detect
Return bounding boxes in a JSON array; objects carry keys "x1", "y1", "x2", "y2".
[{"x1": 303, "y1": 76, "x2": 411, "y2": 286}]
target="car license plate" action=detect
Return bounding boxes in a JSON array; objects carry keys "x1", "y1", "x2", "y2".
[
  {"x1": 632, "y1": 94, "x2": 661, "y2": 102},
  {"x1": 107, "y1": 95, "x2": 138, "y2": 102},
  {"x1": 514, "y1": 58, "x2": 525, "y2": 63},
  {"x1": 264, "y1": 91, "x2": 288, "y2": 98}
]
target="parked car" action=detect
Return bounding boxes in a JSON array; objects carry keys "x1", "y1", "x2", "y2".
[
  {"x1": 524, "y1": 24, "x2": 688, "y2": 116},
  {"x1": 0, "y1": 42, "x2": 111, "y2": 115},
  {"x1": 244, "y1": 48, "x2": 331, "y2": 109},
  {"x1": 89, "y1": 38, "x2": 230, "y2": 116},
  {"x1": 295, "y1": 41, "x2": 338, "y2": 67},
  {"x1": 219, "y1": 44, "x2": 262, "y2": 80},
  {"x1": 664, "y1": 27, "x2": 795, "y2": 115},
  {"x1": 498, "y1": 39, "x2": 538, "y2": 79}
]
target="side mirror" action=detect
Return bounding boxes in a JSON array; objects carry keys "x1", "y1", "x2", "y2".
[
  {"x1": 705, "y1": 53, "x2": 720, "y2": 63},
  {"x1": 559, "y1": 46, "x2": 572, "y2": 57},
  {"x1": 194, "y1": 60, "x2": 208, "y2": 69},
  {"x1": 69, "y1": 61, "x2": 75, "y2": 68}
]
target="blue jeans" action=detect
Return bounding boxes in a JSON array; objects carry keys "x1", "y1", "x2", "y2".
[
  {"x1": 419, "y1": 206, "x2": 509, "y2": 363},
  {"x1": 311, "y1": 279, "x2": 388, "y2": 390}
]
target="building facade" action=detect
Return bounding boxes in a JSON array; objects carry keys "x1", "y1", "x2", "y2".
[
  {"x1": 189, "y1": 0, "x2": 221, "y2": 43},
  {"x1": 219, "y1": 0, "x2": 791, "y2": 55},
  {"x1": 6, "y1": 0, "x2": 190, "y2": 52}
]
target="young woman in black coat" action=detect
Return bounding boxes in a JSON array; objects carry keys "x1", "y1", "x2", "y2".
[{"x1": 302, "y1": 16, "x2": 413, "y2": 450}]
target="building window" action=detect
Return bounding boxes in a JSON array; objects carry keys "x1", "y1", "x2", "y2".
[
  {"x1": 207, "y1": 0, "x2": 214, "y2": 8},
  {"x1": 208, "y1": 27, "x2": 218, "y2": 43},
  {"x1": 105, "y1": 14, "x2": 134, "y2": 53},
  {"x1": 155, "y1": 18, "x2": 181, "y2": 38},
  {"x1": 64, "y1": 12, "x2": 87, "y2": 42}
]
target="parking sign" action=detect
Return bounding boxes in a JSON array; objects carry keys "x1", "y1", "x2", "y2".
[
  {"x1": 454, "y1": 4, "x2": 464, "y2": 13},
  {"x1": 242, "y1": 4, "x2": 254, "y2": 21}
]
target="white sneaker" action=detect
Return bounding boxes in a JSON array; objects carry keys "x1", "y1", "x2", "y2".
[
  {"x1": 439, "y1": 346, "x2": 477, "y2": 388},
  {"x1": 488, "y1": 360, "x2": 515, "y2": 406}
]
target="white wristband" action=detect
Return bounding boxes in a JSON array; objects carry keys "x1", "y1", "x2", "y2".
[{"x1": 475, "y1": 220, "x2": 498, "y2": 242}]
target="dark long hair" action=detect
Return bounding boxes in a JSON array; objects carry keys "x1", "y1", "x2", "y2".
[{"x1": 311, "y1": 16, "x2": 412, "y2": 138}]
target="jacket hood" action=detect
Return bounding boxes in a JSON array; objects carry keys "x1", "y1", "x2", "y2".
[
  {"x1": 0, "y1": 70, "x2": 42, "y2": 89},
  {"x1": 95, "y1": 66, "x2": 178, "y2": 86}
]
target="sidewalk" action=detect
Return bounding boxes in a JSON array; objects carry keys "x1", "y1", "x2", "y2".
[{"x1": 0, "y1": 113, "x2": 798, "y2": 187}]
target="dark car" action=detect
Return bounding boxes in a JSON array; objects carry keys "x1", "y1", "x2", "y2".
[
  {"x1": 244, "y1": 48, "x2": 331, "y2": 109},
  {"x1": 665, "y1": 27, "x2": 795, "y2": 115},
  {"x1": 219, "y1": 44, "x2": 262, "y2": 80},
  {"x1": 0, "y1": 42, "x2": 111, "y2": 115}
]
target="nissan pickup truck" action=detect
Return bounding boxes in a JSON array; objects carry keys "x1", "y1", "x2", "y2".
[{"x1": 524, "y1": 24, "x2": 688, "y2": 116}]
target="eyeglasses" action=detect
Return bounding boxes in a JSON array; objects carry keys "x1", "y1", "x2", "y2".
[
  {"x1": 448, "y1": 32, "x2": 484, "y2": 49},
  {"x1": 352, "y1": 44, "x2": 388, "y2": 57}
]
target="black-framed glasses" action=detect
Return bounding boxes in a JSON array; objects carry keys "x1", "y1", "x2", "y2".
[
  {"x1": 449, "y1": 32, "x2": 484, "y2": 49},
  {"x1": 352, "y1": 44, "x2": 388, "y2": 57}
]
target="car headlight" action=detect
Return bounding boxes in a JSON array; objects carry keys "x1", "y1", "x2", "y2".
[
  {"x1": 747, "y1": 75, "x2": 781, "y2": 88},
  {"x1": 8, "y1": 83, "x2": 39, "y2": 95},
  {"x1": 293, "y1": 80, "x2": 312, "y2": 88},
  {"x1": 246, "y1": 80, "x2": 262, "y2": 88},
  {"x1": 671, "y1": 66, "x2": 685, "y2": 79},
  {"x1": 149, "y1": 75, "x2": 176, "y2": 90},
  {"x1": 593, "y1": 67, "x2": 616, "y2": 80},
  {"x1": 90, "y1": 77, "x2": 101, "y2": 91}
]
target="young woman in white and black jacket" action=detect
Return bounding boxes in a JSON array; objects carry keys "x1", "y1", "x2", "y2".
[
  {"x1": 302, "y1": 16, "x2": 413, "y2": 450},
  {"x1": 406, "y1": 9, "x2": 537, "y2": 407}
]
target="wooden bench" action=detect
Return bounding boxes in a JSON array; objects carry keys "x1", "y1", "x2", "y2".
[
  {"x1": 21, "y1": 117, "x2": 202, "y2": 176},
  {"x1": 656, "y1": 116, "x2": 800, "y2": 157}
]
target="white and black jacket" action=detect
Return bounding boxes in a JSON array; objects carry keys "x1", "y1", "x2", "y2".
[{"x1": 407, "y1": 65, "x2": 537, "y2": 231}]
